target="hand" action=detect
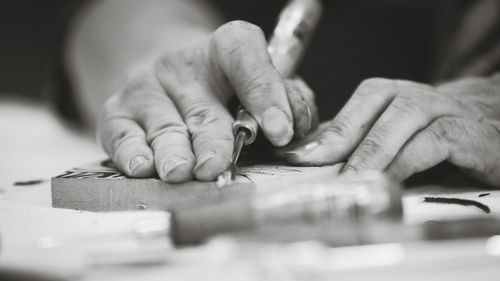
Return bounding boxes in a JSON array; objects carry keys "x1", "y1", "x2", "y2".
[
  {"x1": 98, "y1": 21, "x2": 318, "y2": 182},
  {"x1": 284, "y1": 76, "x2": 500, "y2": 187}
]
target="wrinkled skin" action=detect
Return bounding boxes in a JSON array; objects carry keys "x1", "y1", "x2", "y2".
[
  {"x1": 98, "y1": 21, "x2": 318, "y2": 183},
  {"x1": 99, "y1": 18, "x2": 500, "y2": 187},
  {"x1": 284, "y1": 76, "x2": 500, "y2": 187}
]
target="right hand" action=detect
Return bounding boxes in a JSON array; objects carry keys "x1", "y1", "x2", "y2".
[{"x1": 98, "y1": 21, "x2": 318, "y2": 183}]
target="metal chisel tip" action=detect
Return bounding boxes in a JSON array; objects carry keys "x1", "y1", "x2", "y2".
[{"x1": 217, "y1": 129, "x2": 249, "y2": 187}]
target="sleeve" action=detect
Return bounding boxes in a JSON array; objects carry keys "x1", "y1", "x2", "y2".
[{"x1": 434, "y1": 0, "x2": 500, "y2": 81}]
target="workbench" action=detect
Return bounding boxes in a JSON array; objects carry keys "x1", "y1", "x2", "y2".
[{"x1": 1, "y1": 98, "x2": 499, "y2": 280}]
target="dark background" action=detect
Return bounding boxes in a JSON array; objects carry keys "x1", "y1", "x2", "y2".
[
  {"x1": 0, "y1": 1, "x2": 64, "y2": 98},
  {"x1": 213, "y1": 0, "x2": 441, "y2": 120},
  {"x1": 0, "y1": 0, "x2": 442, "y2": 122}
]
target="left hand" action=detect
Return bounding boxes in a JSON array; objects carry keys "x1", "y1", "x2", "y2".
[{"x1": 283, "y1": 76, "x2": 500, "y2": 187}]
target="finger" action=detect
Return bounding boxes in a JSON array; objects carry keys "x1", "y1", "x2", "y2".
[
  {"x1": 154, "y1": 48, "x2": 235, "y2": 181},
  {"x1": 433, "y1": 118, "x2": 500, "y2": 185},
  {"x1": 285, "y1": 77, "x2": 319, "y2": 138},
  {"x1": 285, "y1": 78, "x2": 397, "y2": 164},
  {"x1": 387, "y1": 117, "x2": 500, "y2": 185},
  {"x1": 127, "y1": 76, "x2": 196, "y2": 183},
  {"x1": 344, "y1": 83, "x2": 479, "y2": 173},
  {"x1": 167, "y1": 84, "x2": 234, "y2": 181},
  {"x1": 276, "y1": 122, "x2": 328, "y2": 159},
  {"x1": 384, "y1": 120, "x2": 449, "y2": 181},
  {"x1": 98, "y1": 96, "x2": 155, "y2": 177},
  {"x1": 212, "y1": 21, "x2": 294, "y2": 146}
]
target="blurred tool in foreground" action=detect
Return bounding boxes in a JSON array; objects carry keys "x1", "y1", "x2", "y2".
[
  {"x1": 42, "y1": 169, "x2": 500, "y2": 248},
  {"x1": 172, "y1": 171, "x2": 403, "y2": 245},
  {"x1": 224, "y1": 0, "x2": 323, "y2": 182},
  {"x1": 43, "y1": 171, "x2": 403, "y2": 248}
]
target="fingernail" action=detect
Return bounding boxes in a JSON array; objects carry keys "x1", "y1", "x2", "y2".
[
  {"x1": 129, "y1": 155, "x2": 148, "y2": 173},
  {"x1": 285, "y1": 141, "x2": 320, "y2": 158},
  {"x1": 262, "y1": 107, "x2": 293, "y2": 146},
  {"x1": 162, "y1": 156, "x2": 188, "y2": 178},
  {"x1": 194, "y1": 152, "x2": 216, "y2": 173}
]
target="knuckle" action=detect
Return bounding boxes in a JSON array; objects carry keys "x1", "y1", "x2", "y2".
[
  {"x1": 191, "y1": 129, "x2": 233, "y2": 155},
  {"x1": 285, "y1": 79, "x2": 300, "y2": 96},
  {"x1": 122, "y1": 73, "x2": 161, "y2": 101},
  {"x1": 358, "y1": 77, "x2": 391, "y2": 90},
  {"x1": 398, "y1": 84, "x2": 435, "y2": 100},
  {"x1": 184, "y1": 102, "x2": 227, "y2": 130},
  {"x1": 215, "y1": 20, "x2": 262, "y2": 40},
  {"x1": 292, "y1": 78, "x2": 315, "y2": 102},
  {"x1": 428, "y1": 123, "x2": 448, "y2": 148},
  {"x1": 395, "y1": 82, "x2": 439, "y2": 107},
  {"x1": 486, "y1": 124, "x2": 500, "y2": 141},
  {"x1": 389, "y1": 85, "x2": 438, "y2": 120},
  {"x1": 98, "y1": 99, "x2": 135, "y2": 134},
  {"x1": 194, "y1": 133, "x2": 233, "y2": 149},
  {"x1": 343, "y1": 164, "x2": 361, "y2": 174},
  {"x1": 301, "y1": 90, "x2": 315, "y2": 106},
  {"x1": 361, "y1": 137, "x2": 386, "y2": 155},
  {"x1": 147, "y1": 121, "x2": 189, "y2": 146},
  {"x1": 323, "y1": 117, "x2": 353, "y2": 141},
  {"x1": 354, "y1": 136, "x2": 388, "y2": 162},
  {"x1": 295, "y1": 100, "x2": 311, "y2": 120},
  {"x1": 430, "y1": 117, "x2": 460, "y2": 146},
  {"x1": 212, "y1": 21, "x2": 264, "y2": 58},
  {"x1": 110, "y1": 130, "x2": 142, "y2": 154},
  {"x1": 241, "y1": 73, "x2": 279, "y2": 101},
  {"x1": 391, "y1": 94, "x2": 422, "y2": 117},
  {"x1": 353, "y1": 77, "x2": 395, "y2": 99},
  {"x1": 184, "y1": 104, "x2": 233, "y2": 147},
  {"x1": 154, "y1": 54, "x2": 176, "y2": 76},
  {"x1": 153, "y1": 46, "x2": 201, "y2": 81},
  {"x1": 425, "y1": 128, "x2": 447, "y2": 153},
  {"x1": 99, "y1": 93, "x2": 138, "y2": 127},
  {"x1": 302, "y1": 86, "x2": 315, "y2": 102}
]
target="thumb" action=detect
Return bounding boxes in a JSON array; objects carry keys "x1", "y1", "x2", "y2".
[{"x1": 212, "y1": 21, "x2": 294, "y2": 146}]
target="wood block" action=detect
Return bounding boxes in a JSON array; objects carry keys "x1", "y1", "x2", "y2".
[{"x1": 52, "y1": 160, "x2": 341, "y2": 212}]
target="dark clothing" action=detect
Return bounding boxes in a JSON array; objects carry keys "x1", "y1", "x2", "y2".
[
  {"x1": 0, "y1": 1, "x2": 80, "y2": 97},
  {"x1": 213, "y1": 0, "x2": 439, "y2": 120},
  {"x1": 0, "y1": 0, "x2": 83, "y2": 121},
  {"x1": 1, "y1": 0, "x2": 499, "y2": 123},
  {"x1": 212, "y1": 0, "x2": 500, "y2": 120}
]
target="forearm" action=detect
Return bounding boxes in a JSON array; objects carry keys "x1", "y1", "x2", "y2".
[{"x1": 66, "y1": 0, "x2": 223, "y2": 129}]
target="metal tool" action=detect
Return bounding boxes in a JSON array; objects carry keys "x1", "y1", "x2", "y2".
[{"x1": 225, "y1": 0, "x2": 323, "y2": 181}]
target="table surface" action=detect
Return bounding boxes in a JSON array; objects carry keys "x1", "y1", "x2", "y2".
[{"x1": 1, "y1": 98, "x2": 499, "y2": 281}]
